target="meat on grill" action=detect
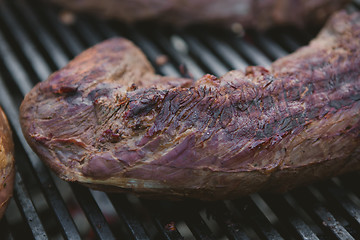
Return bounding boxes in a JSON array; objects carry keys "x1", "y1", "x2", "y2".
[
  {"x1": 20, "y1": 11, "x2": 360, "y2": 200},
  {"x1": 51, "y1": 0, "x2": 350, "y2": 30},
  {"x1": 0, "y1": 107, "x2": 14, "y2": 218}
]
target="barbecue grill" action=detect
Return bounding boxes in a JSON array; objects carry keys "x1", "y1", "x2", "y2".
[{"x1": 1, "y1": 0, "x2": 360, "y2": 239}]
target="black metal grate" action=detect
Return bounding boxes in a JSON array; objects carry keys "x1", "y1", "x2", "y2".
[{"x1": 0, "y1": 0, "x2": 360, "y2": 239}]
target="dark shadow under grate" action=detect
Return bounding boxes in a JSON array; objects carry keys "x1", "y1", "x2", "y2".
[{"x1": 0, "y1": 0, "x2": 360, "y2": 239}]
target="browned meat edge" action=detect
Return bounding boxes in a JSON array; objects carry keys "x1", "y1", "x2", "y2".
[
  {"x1": 51, "y1": 0, "x2": 350, "y2": 30},
  {"x1": 20, "y1": 11, "x2": 360, "y2": 200},
  {"x1": 0, "y1": 107, "x2": 15, "y2": 217}
]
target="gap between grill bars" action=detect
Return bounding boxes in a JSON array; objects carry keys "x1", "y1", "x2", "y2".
[{"x1": 0, "y1": 0, "x2": 359, "y2": 239}]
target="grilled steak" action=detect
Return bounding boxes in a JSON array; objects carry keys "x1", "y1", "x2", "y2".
[
  {"x1": 0, "y1": 107, "x2": 14, "y2": 218},
  {"x1": 20, "y1": 11, "x2": 360, "y2": 200},
  {"x1": 51, "y1": 0, "x2": 350, "y2": 29}
]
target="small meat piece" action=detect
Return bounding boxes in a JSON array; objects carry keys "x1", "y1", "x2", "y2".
[
  {"x1": 58, "y1": 10, "x2": 76, "y2": 25},
  {"x1": 49, "y1": 0, "x2": 350, "y2": 29},
  {"x1": 155, "y1": 55, "x2": 169, "y2": 66},
  {"x1": 20, "y1": 11, "x2": 360, "y2": 200},
  {"x1": 0, "y1": 107, "x2": 15, "y2": 218}
]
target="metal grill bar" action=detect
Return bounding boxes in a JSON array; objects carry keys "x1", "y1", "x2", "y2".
[
  {"x1": 262, "y1": 194, "x2": 320, "y2": 240},
  {"x1": 180, "y1": 33, "x2": 229, "y2": 76},
  {"x1": 229, "y1": 38, "x2": 271, "y2": 66},
  {"x1": 36, "y1": 4, "x2": 159, "y2": 240},
  {"x1": 36, "y1": 6, "x2": 157, "y2": 240},
  {"x1": 277, "y1": 33, "x2": 302, "y2": 52},
  {"x1": 0, "y1": 0, "x2": 359, "y2": 239},
  {"x1": 0, "y1": 71, "x2": 81, "y2": 239},
  {"x1": 0, "y1": 30, "x2": 33, "y2": 96},
  {"x1": 41, "y1": 7, "x2": 83, "y2": 56},
  {"x1": 206, "y1": 201, "x2": 251, "y2": 240},
  {"x1": 12, "y1": 2, "x2": 119, "y2": 239},
  {"x1": 11, "y1": 0, "x2": 68, "y2": 69},
  {"x1": 0, "y1": 3, "x2": 50, "y2": 82},
  {"x1": 71, "y1": 185, "x2": 116, "y2": 240},
  {"x1": 200, "y1": 34, "x2": 248, "y2": 70},
  {"x1": 249, "y1": 32, "x2": 288, "y2": 60},
  {"x1": 74, "y1": 19, "x2": 104, "y2": 46},
  {"x1": 317, "y1": 180, "x2": 360, "y2": 234},
  {"x1": 13, "y1": 171, "x2": 48, "y2": 240},
  {"x1": 184, "y1": 214, "x2": 214, "y2": 239},
  {"x1": 0, "y1": 4, "x2": 83, "y2": 239},
  {"x1": 152, "y1": 29, "x2": 205, "y2": 79},
  {"x1": 292, "y1": 187, "x2": 355, "y2": 239},
  {"x1": 142, "y1": 200, "x2": 184, "y2": 240},
  {"x1": 234, "y1": 197, "x2": 284, "y2": 239},
  {"x1": 124, "y1": 26, "x2": 183, "y2": 77},
  {"x1": 108, "y1": 194, "x2": 150, "y2": 240}
]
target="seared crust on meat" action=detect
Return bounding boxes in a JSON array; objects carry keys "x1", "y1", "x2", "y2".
[
  {"x1": 0, "y1": 107, "x2": 14, "y2": 217},
  {"x1": 20, "y1": 11, "x2": 360, "y2": 200}
]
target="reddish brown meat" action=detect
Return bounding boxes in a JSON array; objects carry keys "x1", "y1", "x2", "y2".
[
  {"x1": 20, "y1": 11, "x2": 360, "y2": 200},
  {"x1": 0, "y1": 107, "x2": 15, "y2": 218},
  {"x1": 51, "y1": 0, "x2": 350, "y2": 29}
]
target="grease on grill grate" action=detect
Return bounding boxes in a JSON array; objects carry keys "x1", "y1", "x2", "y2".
[{"x1": 0, "y1": 0, "x2": 360, "y2": 239}]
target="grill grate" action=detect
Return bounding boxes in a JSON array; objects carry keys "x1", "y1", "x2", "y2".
[{"x1": 0, "y1": 0, "x2": 360, "y2": 239}]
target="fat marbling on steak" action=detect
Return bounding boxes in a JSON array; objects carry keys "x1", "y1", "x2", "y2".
[
  {"x1": 51, "y1": 0, "x2": 350, "y2": 29},
  {"x1": 20, "y1": 11, "x2": 360, "y2": 200}
]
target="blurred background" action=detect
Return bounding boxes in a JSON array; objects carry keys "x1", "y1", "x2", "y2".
[{"x1": 0, "y1": 0, "x2": 360, "y2": 239}]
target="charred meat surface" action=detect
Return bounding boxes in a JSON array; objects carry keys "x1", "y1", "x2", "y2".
[
  {"x1": 0, "y1": 107, "x2": 15, "y2": 218},
  {"x1": 50, "y1": 0, "x2": 350, "y2": 30},
  {"x1": 20, "y1": 11, "x2": 360, "y2": 200}
]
